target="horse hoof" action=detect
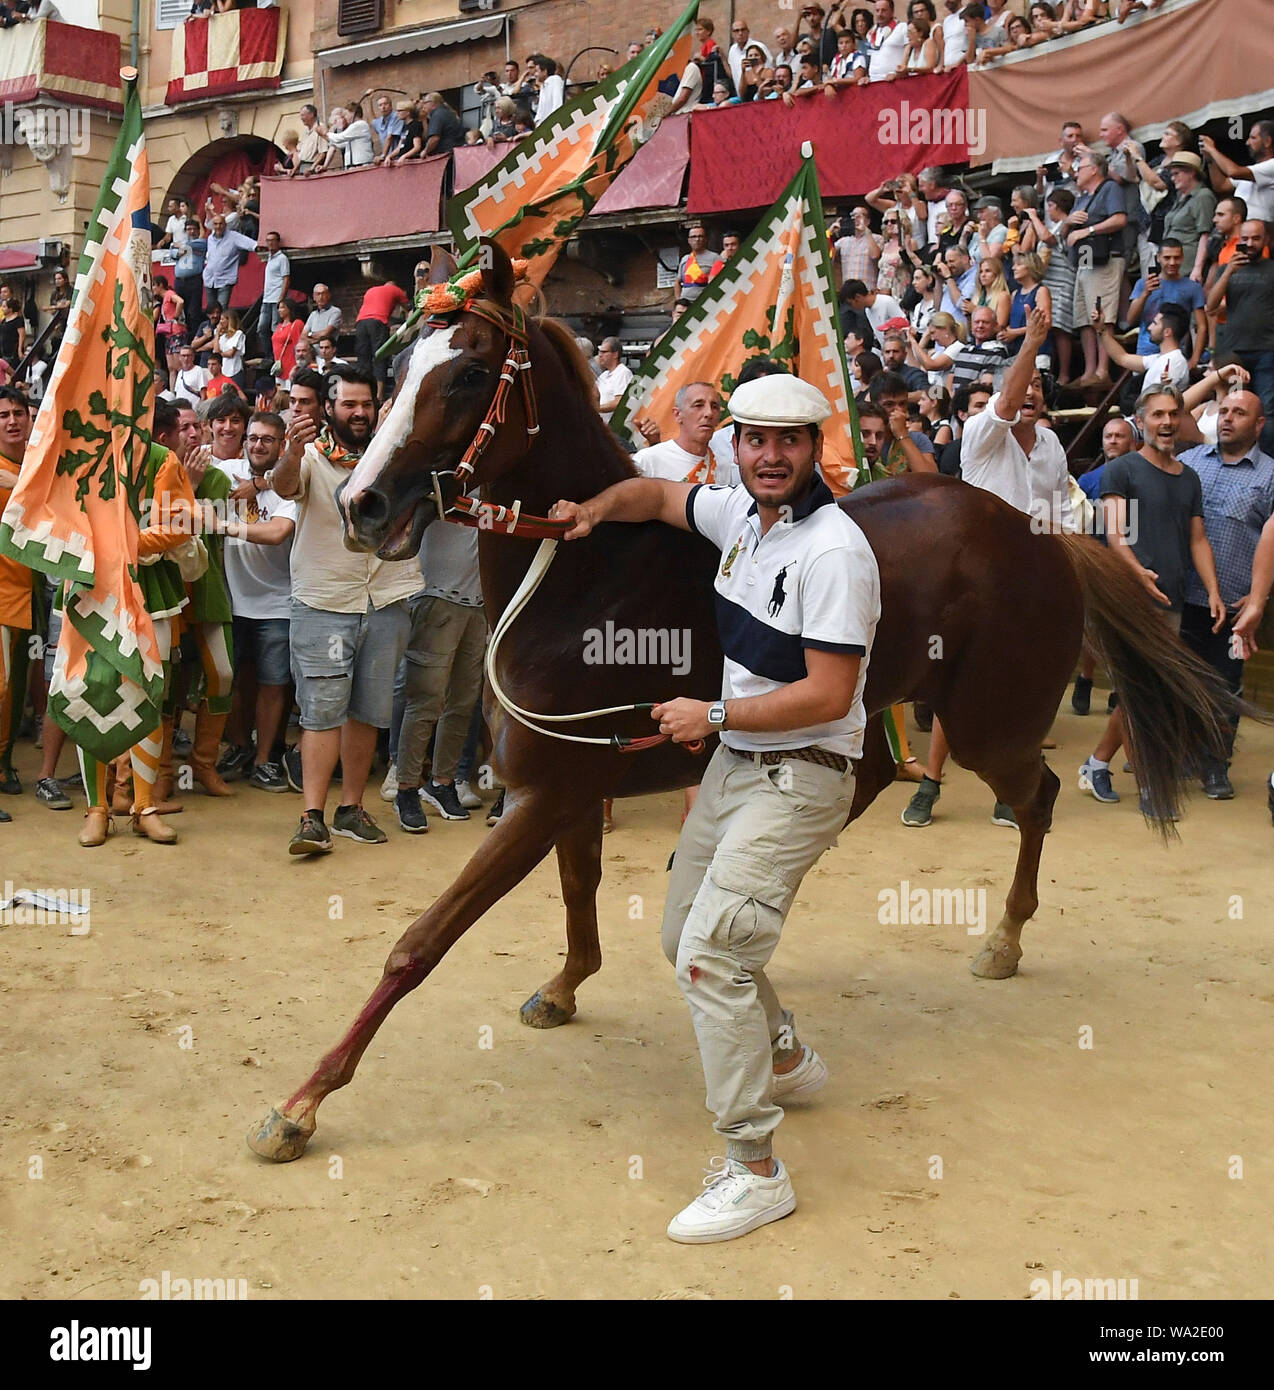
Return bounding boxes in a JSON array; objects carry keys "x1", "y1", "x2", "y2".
[
  {"x1": 970, "y1": 944, "x2": 1022, "y2": 980},
  {"x1": 246, "y1": 1107, "x2": 315, "y2": 1162},
  {"x1": 519, "y1": 990, "x2": 576, "y2": 1029}
]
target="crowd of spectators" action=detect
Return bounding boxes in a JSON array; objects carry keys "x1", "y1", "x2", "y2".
[{"x1": 668, "y1": 0, "x2": 1171, "y2": 110}]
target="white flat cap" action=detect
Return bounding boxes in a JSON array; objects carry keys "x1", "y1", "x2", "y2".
[{"x1": 729, "y1": 373, "x2": 832, "y2": 427}]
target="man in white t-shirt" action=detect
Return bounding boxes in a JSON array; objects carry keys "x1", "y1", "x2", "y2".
[
  {"x1": 670, "y1": 56, "x2": 703, "y2": 114},
  {"x1": 173, "y1": 345, "x2": 209, "y2": 406},
  {"x1": 867, "y1": 0, "x2": 908, "y2": 81},
  {"x1": 1200, "y1": 123, "x2": 1274, "y2": 227},
  {"x1": 595, "y1": 338, "x2": 633, "y2": 424},
  {"x1": 903, "y1": 305, "x2": 1074, "y2": 832},
  {"x1": 937, "y1": 0, "x2": 968, "y2": 70},
  {"x1": 1098, "y1": 303, "x2": 1191, "y2": 393},
  {"x1": 532, "y1": 54, "x2": 566, "y2": 125},
  {"x1": 211, "y1": 411, "x2": 298, "y2": 792},
  {"x1": 840, "y1": 280, "x2": 907, "y2": 339},
  {"x1": 633, "y1": 382, "x2": 725, "y2": 483}
]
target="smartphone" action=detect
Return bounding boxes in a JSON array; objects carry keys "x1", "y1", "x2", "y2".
[
  {"x1": 1094, "y1": 296, "x2": 1103, "y2": 315},
  {"x1": 1148, "y1": 256, "x2": 1159, "y2": 277}
]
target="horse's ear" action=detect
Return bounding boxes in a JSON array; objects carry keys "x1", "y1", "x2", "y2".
[
  {"x1": 478, "y1": 237, "x2": 515, "y2": 306},
  {"x1": 429, "y1": 245, "x2": 457, "y2": 285}
]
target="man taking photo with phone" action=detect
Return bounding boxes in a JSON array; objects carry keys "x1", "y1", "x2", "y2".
[{"x1": 1208, "y1": 219, "x2": 1274, "y2": 457}]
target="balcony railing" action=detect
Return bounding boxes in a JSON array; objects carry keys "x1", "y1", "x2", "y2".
[
  {"x1": 0, "y1": 18, "x2": 121, "y2": 112},
  {"x1": 167, "y1": 8, "x2": 288, "y2": 106}
]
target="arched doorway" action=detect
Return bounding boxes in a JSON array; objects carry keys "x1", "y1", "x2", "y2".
[{"x1": 164, "y1": 136, "x2": 283, "y2": 311}]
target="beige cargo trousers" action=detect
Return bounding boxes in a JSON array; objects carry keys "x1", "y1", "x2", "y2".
[{"x1": 660, "y1": 741, "x2": 857, "y2": 1162}]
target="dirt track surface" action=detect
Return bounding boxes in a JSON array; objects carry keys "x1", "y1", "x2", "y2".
[{"x1": 3, "y1": 703, "x2": 1273, "y2": 1301}]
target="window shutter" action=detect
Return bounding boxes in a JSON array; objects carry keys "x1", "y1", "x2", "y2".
[
  {"x1": 155, "y1": 0, "x2": 191, "y2": 32},
  {"x1": 337, "y1": 0, "x2": 384, "y2": 38}
]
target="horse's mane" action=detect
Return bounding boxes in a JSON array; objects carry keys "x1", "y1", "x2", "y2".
[{"x1": 531, "y1": 313, "x2": 638, "y2": 479}]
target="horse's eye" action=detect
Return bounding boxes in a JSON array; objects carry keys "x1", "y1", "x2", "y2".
[{"x1": 457, "y1": 364, "x2": 488, "y2": 390}]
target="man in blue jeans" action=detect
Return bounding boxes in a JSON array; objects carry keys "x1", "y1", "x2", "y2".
[{"x1": 1208, "y1": 219, "x2": 1274, "y2": 457}]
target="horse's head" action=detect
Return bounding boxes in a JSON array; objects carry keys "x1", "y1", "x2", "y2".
[{"x1": 339, "y1": 239, "x2": 537, "y2": 560}]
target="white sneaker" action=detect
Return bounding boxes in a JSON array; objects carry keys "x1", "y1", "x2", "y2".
[
  {"x1": 455, "y1": 780, "x2": 482, "y2": 809},
  {"x1": 666, "y1": 1157, "x2": 796, "y2": 1244},
  {"x1": 379, "y1": 762, "x2": 398, "y2": 802},
  {"x1": 771, "y1": 1045, "x2": 828, "y2": 1103}
]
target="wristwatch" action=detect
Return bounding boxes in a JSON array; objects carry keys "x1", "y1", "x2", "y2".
[{"x1": 708, "y1": 701, "x2": 728, "y2": 730}]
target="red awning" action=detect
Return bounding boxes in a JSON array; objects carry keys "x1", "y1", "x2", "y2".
[
  {"x1": 687, "y1": 71, "x2": 972, "y2": 214},
  {"x1": 451, "y1": 115, "x2": 691, "y2": 218},
  {"x1": 259, "y1": 155, "x2": 450, "y2": 251},
  {"x1": 0, "y1": 244, "x2": 41, "y2": 273}
]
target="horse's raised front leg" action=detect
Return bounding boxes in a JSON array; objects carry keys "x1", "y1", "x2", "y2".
[
  {"x1": 521, "y1": 800, "x2": 605, "y2": 1029},
  {"x1": 971, "y1": 757, "x2": 1060, "y2": 979},
  {"x1": 248, "y1": 787, "x2": 565, "y2": 1162}
]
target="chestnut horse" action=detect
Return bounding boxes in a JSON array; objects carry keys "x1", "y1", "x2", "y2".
[{"x1": 249, "y1": 243, "x2": 1232, "y2": 1163}]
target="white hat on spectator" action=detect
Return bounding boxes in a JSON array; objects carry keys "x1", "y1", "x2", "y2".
[{"x1": 729, "y1": 374, "x2": 832, "y2": 427}]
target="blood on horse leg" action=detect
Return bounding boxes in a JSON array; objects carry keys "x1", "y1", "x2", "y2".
[
  {"x1": 521, "y1": 801, "x2": 605, "y2": 1028},
  {"x1": 247, "y1": 789, "x2": 563, "y2": 1162},
  {"x1": 971, "y1": 757, "x2": 1060, "y2": 979}
]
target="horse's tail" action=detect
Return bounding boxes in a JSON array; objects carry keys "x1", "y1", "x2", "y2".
[{"x1": 1057, "y1": 531, "x2": 1238, "y2": 838}]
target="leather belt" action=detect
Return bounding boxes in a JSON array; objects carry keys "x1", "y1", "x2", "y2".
[{"x1": 727, "y1": 744, "x2": 849, "y2": 774}]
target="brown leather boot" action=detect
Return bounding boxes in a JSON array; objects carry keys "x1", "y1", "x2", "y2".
[
  {"x1": 79, "y1": 806, "x2": 112, "y2": 847},
  {"x1": 111, "y1": 753, "x2": 133, "y2": 815},
  {"x1": 192, "y1": 707, "x2": 233, "y2": 796},
  {"x1": 132, "y1": 807, "x2": 178, "y2": 843},
  {"x1": 151, "y1": 715, "x2": 183, "y2": 814}
]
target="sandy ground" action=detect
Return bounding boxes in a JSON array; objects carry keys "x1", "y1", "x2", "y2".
[{"x1": 2, "y1": 701, "x2": 1273, "y2": 1302}]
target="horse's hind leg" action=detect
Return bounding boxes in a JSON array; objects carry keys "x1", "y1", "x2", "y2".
[
  {"x1": 521, "y1": 801, "x2": 605, "y2": 1028},
  {"x1": 971, "y1": 756, "x2": 1060, "y2": 979},
  {"x1": 248, "y1": 788, "x2": 565, "y2": 1162}
]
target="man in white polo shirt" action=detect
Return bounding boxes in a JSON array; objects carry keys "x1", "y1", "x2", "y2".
[
  {"x1": 552, "y1": 373, "x2": 880, "y2": 1245},
  {"x1": 211, "y1": 411, "x2": 298, "y2": 792},
  {"x1": 867, "y1": 0, "x2": 908, "y2": 81},
  {"x1": 594, "y1": 337, "x2": 633, "y2": 425},
  {"x1": 903, "y1": 305, "x2": 1075, "y2": 830},
  {"x1": 633, "y1": 381, "x2": 726, "y2": 483}
]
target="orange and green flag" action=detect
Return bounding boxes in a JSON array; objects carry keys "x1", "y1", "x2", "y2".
[
  {"x1": 447, "y1": 0, "x2": 698, "y2": 285},
  {"x1": 0, "y1": 71, "x2": 163, "y2": 762},
  {"x1": 611, "y1": 144, "x2": 867, "y2": 496}
]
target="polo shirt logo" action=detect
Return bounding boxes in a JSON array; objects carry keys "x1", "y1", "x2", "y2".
[
  {"x1": 768, "y1": 564, "x2": 792, "y2": 618},
  {"x1": 720, "y1": 535, "x2": 743, "y2": 579}
]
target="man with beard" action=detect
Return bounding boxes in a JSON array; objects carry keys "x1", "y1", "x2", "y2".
[
  {"x1": 551, "y1": 374, "x2": 880, "y2": 1244},
  {"x1": 271, "y1": 365, "x2": 418, "y2": 854},
  {"x1": 1078, "y1": 385, "x2": 1225, "y2": 815}
]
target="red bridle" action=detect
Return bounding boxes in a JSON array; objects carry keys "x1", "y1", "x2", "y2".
[{"x1": 425, "y1": 302, "x2": 571, "y2": 540}]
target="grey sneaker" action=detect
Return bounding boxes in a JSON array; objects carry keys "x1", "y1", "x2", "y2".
[
  {"x1": 901, "y1": 777, "x2": 940, "y2": 827},
  {"x1": 332, "y1": 803, "x2": 388, "y2": 844},
  {"x1": 991, "y1": 801, "x2": 1018, "y2": 828},
  {"x1": 454, "y1": 780, "x2": 483, "y2": 809},
  {"x1": 35, "y1": 777, "x2": 73, "y2": 810},
  {"x1": 1079, "y1": 757, "x2": 1119, "y2": 803},
  {"x1": 288, "y1": 812, "x2": 332, "y2": 856},
  {"x1": 395, "y1": 789, "x2": 429, "y2": 834},
  {"x1": 216, "y1": 743, "x2": 254, "y2": 781},
  {"x1": 283, "y1": 746, "x2": 303, "y2": 794},
  {"x1": 249, "y1": 761, "x2": 288, "y2": 793},
  {"x1": 420, "y1": 779, "x2": 469, "y2": 821}
]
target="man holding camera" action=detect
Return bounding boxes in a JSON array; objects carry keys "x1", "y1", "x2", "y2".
[{"x1": 1208, "y1": 219, "x2": 1274, "y2": 457}]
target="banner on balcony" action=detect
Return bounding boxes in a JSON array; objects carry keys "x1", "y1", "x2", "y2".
[
  {"x1": 0, "y1": 74, "x2": 165, "y2": 763},
  {"x1": 0, "y1": 19, "x2": 121, "y2": 112},
  {"x1": 687, "y1": 71, "x2": 972, "y2": 214},
  {"x1": 446, "y1": 0, "x2": 698, "y2": 286},
  {"x1": 612, "y1": 145, "x2": 866, "y2": 497},
  {"x1": 167, "y1": 8, "x2": 288, "y2": 105}
]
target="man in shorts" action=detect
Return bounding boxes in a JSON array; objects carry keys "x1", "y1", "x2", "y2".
[{"x1": 271, "y1": 366, "x2": 419, "y2": 853}]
